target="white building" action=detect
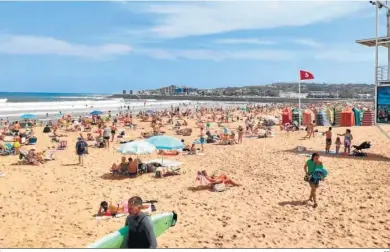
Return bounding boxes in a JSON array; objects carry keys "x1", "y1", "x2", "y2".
[{"x1": 279, "y1": 91, "x2": 308, "y2": 98}]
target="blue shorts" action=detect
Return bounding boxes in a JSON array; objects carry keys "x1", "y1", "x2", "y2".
[{"x1": 200, "y1": 137, "x2": 205, "y2": 144}]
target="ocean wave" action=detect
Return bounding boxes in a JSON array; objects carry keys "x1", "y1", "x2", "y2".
[{"x1": 0, "y1": 99, "x2": 201, "y2": 117}]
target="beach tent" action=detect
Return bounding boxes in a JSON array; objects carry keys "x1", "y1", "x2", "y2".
[
  {"x1": 292, "y1": 108, "x2": 302, "y2": 125},
  {"x1": 352, "y1": 108, "x2": 361, "y2": 126},
  {"x1": 334, "y1": 107, "x2": 343, "y2": 126},
  {"x1": 340, "y1": 107, "x2": 355, "y2": 127},
  {"x1": 316, "y1": 110, "x2": 331, "y2": 126},
  {"x1": 362, "y1": 109, "x2": 374, "y2": 126},
  {"x1": 324, "y1": 107, "x2": 334, "y2": 125},
  {"x1": 303, "y1": 109, "x2": 315, "y2": 126},
  {"x1": 281, "y1": 108, "x2": 292, "y2": 125}
]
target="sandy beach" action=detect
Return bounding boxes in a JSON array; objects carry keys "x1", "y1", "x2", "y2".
[{"x1": 0, "y1": 107, "x2": 389, "y2": 248}]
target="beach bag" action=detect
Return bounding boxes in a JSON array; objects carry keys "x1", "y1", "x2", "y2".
[{"x1": 212, "y1": 183, "x2": 226, "y2": 192}]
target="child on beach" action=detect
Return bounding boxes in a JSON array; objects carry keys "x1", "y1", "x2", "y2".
[
  {"x1": 338, "y1": 129, "x2": 353, "y2": 155},
  {"x1": 335, "y1": 137, "x2": 341, "y2": 154},
  {"x1": 324, "y1": 127, "x2": 332, "y2": 153},
  {"x1": 199, "y1": 127, "x2": 205, "y2": 152}
]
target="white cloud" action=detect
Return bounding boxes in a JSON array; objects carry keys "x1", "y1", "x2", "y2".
[
  {"x1": 136, "y1": 43, "x2": 376, "y2": 63},
  {"x1": 0, "y1": 34, "x2": 132, "y2": 59},
  {"x1": 215, "y1": 38, "x2": 275, "y2": 45},
  {"x1": 214, "y1": 37, "x2": 323, "y2": 48},
  {"x1": 290, "y1": 38, "x2": 322, "y2": 48},
  {"x1": 136, "y1": 48, "x2": 296, "y2": 61},
  {"x1": 138, "y1": 2, "x2": 368, "y2": 38}
]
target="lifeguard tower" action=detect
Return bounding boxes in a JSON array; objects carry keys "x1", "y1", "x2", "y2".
[{"x1": 356, "y1": 0, "x2": 390, "y2": 123}]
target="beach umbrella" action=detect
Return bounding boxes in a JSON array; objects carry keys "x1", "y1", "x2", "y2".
[
  {"x1": 117, "y1": 140, "x2": 156, "y2": 155},
  {"x1": 146, "y1": 136, "x2": 184, "y2": 150},
  {"x1": 90, "y1": 110, "x2": 103, "y2": 116},
  {"x1": 20, "y1": 114, "x2": 37, "y2": 120}
]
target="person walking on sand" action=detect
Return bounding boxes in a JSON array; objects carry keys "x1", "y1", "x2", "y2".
[
  {"x1": 304, "y1": 153, "x2": 323, "y2": 208},
  {"x1": 324, "y1": 127, "x2": 332, "y2": 153},
  {"x1": 303, "y1": 120, "x2": 316, "y2": 139},
  {"x1": 103, "y1": 125, "x2": 111, "y2": 149},
  {"x1": 75, "y1": 137, "x2": 87, "y2": 166},
  {"x1": 122, "y1": 196, "x2": 157, "y2": 249}
]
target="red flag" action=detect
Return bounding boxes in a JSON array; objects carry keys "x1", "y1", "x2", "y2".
[{"x1": 299, "y1": 70, "x2": 314, "y2": 80}]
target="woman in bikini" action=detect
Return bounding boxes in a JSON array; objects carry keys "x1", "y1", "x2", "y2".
[
  {"x1": 201, "y1": 170, "x2": 240, "y2": 186},
  {"x1": 97, "y1": 201, "x2": 126, "y2": 217}
]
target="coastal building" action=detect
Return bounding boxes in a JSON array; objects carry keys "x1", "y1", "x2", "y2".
[
  {"x1": 358, "y1": 94, "x2": 373, "y2": 99},
  {"x1": 307, "y1": 91, "x2": 331, "y2": 98},
  {"x1": 278, "y1": 91, "x2": 308, "y2": 98}
]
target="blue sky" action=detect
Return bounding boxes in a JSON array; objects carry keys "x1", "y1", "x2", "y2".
[{"x1": 0, "y1": 1, "x2": 388, "y2": 93}]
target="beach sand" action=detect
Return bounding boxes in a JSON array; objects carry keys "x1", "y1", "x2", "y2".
[{"x1": 0, "y1": 117, "x2": 389, "y2": 248}]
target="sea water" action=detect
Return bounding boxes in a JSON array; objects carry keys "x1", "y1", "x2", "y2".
[{"x1": 0, "y1": 92, "x2": 210, "y2": 121}]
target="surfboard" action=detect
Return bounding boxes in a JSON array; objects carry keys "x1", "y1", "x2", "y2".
[{"x1": 88, "y1": 211, "x2": 177, "y2": 248}]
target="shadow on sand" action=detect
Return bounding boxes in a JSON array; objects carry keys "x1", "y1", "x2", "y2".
[
  {"x1": 282, "y1": 149, "x2": 390, "y2": 162},
  {"x1": 187, "y1": 186, "x2": 212, "y2": 192},
  {"x1": 61, "y1": 163, "x2": 80, "y2": 167},
  {"x1": 100, "y1": 173, "x2": 136, "y2": 180},
  {"x1": 278, "y1": 200, "x2": 308, "y2": 207}
]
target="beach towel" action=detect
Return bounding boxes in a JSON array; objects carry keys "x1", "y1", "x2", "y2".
[
  {"x1": 310, "y1": 167, "x2": 328, "y2": 184},
  {"x1": 96, "y1": 213, "x2": 127, "y2": 220}
]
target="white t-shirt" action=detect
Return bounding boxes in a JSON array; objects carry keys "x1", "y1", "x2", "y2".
[{"x1": 103, "y1": 128, "x2": 111, "y2": 137}]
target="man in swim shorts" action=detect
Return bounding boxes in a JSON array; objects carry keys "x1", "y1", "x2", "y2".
[
  {"x1": 123, "y1": 196, "x2": 157, "y2": 249},
  {"x1": 103, "y1": 125, "x2": 111, "y2": 149}
]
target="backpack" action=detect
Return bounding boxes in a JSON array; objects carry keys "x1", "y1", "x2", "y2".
[{"x1": 77, "y1": 141, "x2": 86, "y2": 152}]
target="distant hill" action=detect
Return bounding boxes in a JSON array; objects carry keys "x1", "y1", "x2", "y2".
[{"x1": 204, "y1": 83, "x2": 374, "y2": 98}]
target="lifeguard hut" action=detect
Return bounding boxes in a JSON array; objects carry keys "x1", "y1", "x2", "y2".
[{"x1": 356, "y1": 0, "x2": 390, "y2": 123}]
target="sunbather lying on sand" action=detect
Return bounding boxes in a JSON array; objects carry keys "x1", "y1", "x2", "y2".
[
  {"x1": 98, "y1": 201, "x2": 127, "y2": 217},
  {"x1": 158, "y1": 150, "x2": 180, "y2": 155},
  {"x1": 201, "y1": 170, "x2": 240, "y2": 186},
  {"x1": 97, "y1": 200, "x2": 152, "y2": 217}
]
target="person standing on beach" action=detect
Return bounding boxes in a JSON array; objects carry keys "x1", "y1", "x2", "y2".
[
  {"x1": 304, "y1": 153, "x2": 323, "y2": 208},
  {"x1": 103, "y1": 125, "x2": 111, "y2": 148},
  {"x1": 122, "y1": 196, "x2": 157, "y2": 249},
  {"x1": 237, "y1": 125, "x2": 244, "y2": 144},
  {"x1": 199, "y1": 127, "x2": 205, "y2": 152},
  {"x1": 338, "y1": 129, "x2": 353, "y2": 155},
  {"x1": 111, "y1": 123, "x2": 116, "y2": 142},
  {"x1": 324, "y1": 127, "x2": 332, "y2": 153},
  {"x1": 75, "y1": 137, "x2": 87, "y2": 166}
]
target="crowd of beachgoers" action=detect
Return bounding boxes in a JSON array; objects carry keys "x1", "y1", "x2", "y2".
[{"x1": 0, "y1": 101, "x2": 389, "y2": 248}]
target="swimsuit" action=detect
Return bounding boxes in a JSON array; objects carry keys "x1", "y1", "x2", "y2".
[{"x1": 344, "y1": 135, "x2": 351, "y2": 147}]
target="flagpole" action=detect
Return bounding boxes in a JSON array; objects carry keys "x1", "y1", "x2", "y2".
[{"x1": 298, "y1": 72, "x2": 301, "y2": 127}]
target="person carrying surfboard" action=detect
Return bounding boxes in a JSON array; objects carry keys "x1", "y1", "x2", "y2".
[{"x1": 122, "y1": 196, "x2": 157, "y2": 249}]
